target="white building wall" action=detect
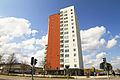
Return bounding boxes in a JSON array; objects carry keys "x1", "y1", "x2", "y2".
[{"x1": 60, "y1": 6, "x2": 83, "y2": 70}]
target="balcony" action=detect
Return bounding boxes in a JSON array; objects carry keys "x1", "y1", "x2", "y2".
[
  {"x1": 60, "y1": 28, "x2": 63, "y2": 31},
  {"x1": 60, "y1": 44, "x2": 64, "y2": 48},
  {"x1": 60, "y1": 14, "x2": 63, "y2": 17},
  {"x1": 60, "y1": 54, "x2": 64, "y2": 57},
  {"x1": 60, "y1": 36, "x2": 63, "y2": 39},
  {"x1": 60, "y1": 32, "x2": 63, "y2": 35},
  {"x1": 60, "y1": 49, "x2": 64, "y2": 52},
  {"x1": 60, "y1": 40, "x2": 64, "y2": 43},
  {"x1": 60, "y1": 24, "x2": 63, "y2": 27}
]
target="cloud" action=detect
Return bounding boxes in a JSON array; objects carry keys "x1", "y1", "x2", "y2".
[
  {"x1": 0, "y1": 17, "x2": 119, "y2": 69},
  {"x1": 80, "y1": 26, "x2": 106, "y2": 51},
  {"x1": 106, "y1": 35, "x2": 120, "y2": 49},
  {"x1": 106, "y1": 39, "x2": 117, "y2": 49},
  {"x1": 0, "y1": 17, "x2": 47, "y2": 65},
  {"x1": 31, "y1": 30, "x2": 38, "y2": 36},
  {"x1": 83, "y1": 52, "x2": 108, "y2": 68},
  {"x1": 110, "y1": 56, "x2": 120, "y2": 69},
  {"x1": 96, "y1": 52, "x2": 107, "y2": 59},
  {"x1": 36, "y1": 34, "x2": 48, "y2": 47}
]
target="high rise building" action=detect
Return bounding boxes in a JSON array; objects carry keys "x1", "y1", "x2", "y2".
[
  {"x1": 46, "y1": 14, "x2": 60, "y2": 70},
  {"x1": 46, "y1": 6, "x2": 84, "y2": 75}
]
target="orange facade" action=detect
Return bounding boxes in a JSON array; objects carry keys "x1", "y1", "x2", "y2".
[{"x1": 46, "y1": 14, "x2": 60, "y2": 70}]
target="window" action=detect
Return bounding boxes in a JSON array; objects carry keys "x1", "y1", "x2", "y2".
[
  {"x1": 74, "y1": 59, "x2": 77, "y2": 62},
  {"x1": 60, "y1": 14, "x2": 63, "y2": 17},
  {"x1": 74, "y1": 53, "x2": 76, "y2": 56},
  {"x1": 64, "y1": 32, "x2": 68, "y2": 34},
  {"x1": 71, "y1": 12, "x2": 73, "y2": 14},
  {"x1": 60, "y1": 32, "x2": 63, "y2": 35},
  {"x1": 64, "y1": 17, "x2": 68, "y2": 20},
  {"x1": 64, "y1": 14, "x2": 67, "y2": 16},
  {"x1": 65, "y1": 40, "x2": 69, "y2": 43},
  {"x1": 60, "y1": 11, "x2": 63, "y2": 13},
  {"x1": 72, "y1": 26, "x2": 74, "y2": 29},
  {"x1": 74, "y1": 64, "x2": 77, "y2": 67},
  {"x1": 60, "y1": 45, "x2": 64, "y2": 48},
  {"x1": 60, "y1": 36, "x2": 63, "y2": 39},
  {"x1": 60, "y1": 18, "x2": 63, "y2": 20},
  {"x1": 71, "y1": 9, "x2": 73, "y2": 11},
  {"x1": 65, "y1": 44, "x2": 69, "y2": 48},
  {"x1": 60, "y1": 59, "x2": 64, "y2": 62},
  {"x1": 73, "y1": 43, "x2": 76, "y2": 46},
  {"x1": 60, "y1": 65, "x2": 64, "y2": 67},
  {"x1": 65, "y1": 49, "x2": 69, "y2": 52},
  {"x1": 72, "y1": 34, "x2": 75, "y2": 37},
  {"x1": 65, "y1": 59, "x2": 69, "y2": 63},
  {"x1": 60, "y1": 24, "x2": 63, "y2": 27},
  {"x1": 60, "y1": 54, "x2": 64, "y2": 57},
  {"x1": 71, "y1": 16, "x2": 73, "y2": 18},
  {"x1": 60, "y1": 40, "x2": 64, "y2": 43},
  {"x1": 60, "y1": 28, "x2": 63, "y2": 31},
  {"x1": 71, "y1": 19, "x2": 73, "y2": 21},
  {"x1": 64, "y1": 21, "x2": 68, "y2": 23},
  {"x1": 61, "y1": 49, "x2": 64, "y2": 52},
  {"x1": 72, "y1": 31, "x2": 74, "y2": 33},
  {"x1": 72, "y1": 23, "x2": 74, "y2": 25},
  {"x1": 64, "y1": 36, "x2": 69, "y2": 39},
  {"x1": 64, "y1": 28, "x2": 68, "y2": 30},
  {"x1": 74, "y1": 49, "x2": 76, "y2": 51},
  {"x1": 65, "y1": 54, "x2": 69, "y2": 57},
  {"x1": 73, "y1": 39, "x2": 75, "y2": 42},
  {"x1": 64, "y1": 24, "x2": 68, "y2": 26},
  {"x1": 60, "y1": 21, "x2": 63, "y2": 23}
]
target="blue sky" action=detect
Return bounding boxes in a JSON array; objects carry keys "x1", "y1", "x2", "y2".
[{"x1": 0, "y1": 0, "x2": 120, "y2": 69}]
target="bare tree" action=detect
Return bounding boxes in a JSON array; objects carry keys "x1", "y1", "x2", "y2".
[
  {"x1": 7, "y1": 53, "x2": 17, "y2": 74},
  {"x1": 0, "y1": 54, "x2": 3, "y2": 63}
]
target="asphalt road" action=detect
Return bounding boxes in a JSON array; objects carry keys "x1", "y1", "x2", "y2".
[{"x1": 0, "y1": 75, "x2": 120, "y2": 80}]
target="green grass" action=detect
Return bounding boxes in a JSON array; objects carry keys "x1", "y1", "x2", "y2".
[{"x1": 0, "y1": 73, "x2": 74, "y2": 79}]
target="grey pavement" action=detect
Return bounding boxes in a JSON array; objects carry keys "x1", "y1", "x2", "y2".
[{"x1": 0, "y1": 75, "x2": 120, "y2": 80}]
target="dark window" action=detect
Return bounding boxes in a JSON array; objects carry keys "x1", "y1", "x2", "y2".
[
  {"x1": 61, "y1": 49, "x2": 64, "y2": 52},
  {"x1": 72, "y1": 26, "x2": 74, "y2": 29},
  {"x1": 74, "y1": 49, "x2": 76, "y2": 51},
  {"x1": 64, "y1": 32, "x2": 68, "y2": 34},
  {"x1": 64, "y1": 14, "x2": 67, "y2": 16},
  {"x1": 74, "y1": 64, "x2": 77, "y2": 67},
  {"x1": 60, "y1": 54, "x2": 64, "y2": 57},
  {"x1": 64, "y1": 21, "x2": 68, "y2": 23},
  {"x1": 65, "y1": 49, "x2": 69, "y2": 52},
  {"x1": 65, "y1": 54, "x2": 69, "y2": 57},
  {"x1": 65, "y1": 40, "x2": 69, "y2": 43},
  {"x1": 64, "y1": 17, "x2": 68, "y2": 20},
  {"x1": 74, "y1": 54, "x2": 76, "y2": 56},
  {"x1": 64, "y1": 24, "x2": 68, "y2": 26},
  {"x1": 73, "y1": 39, "x2": 75, "y2": 42},
  {"x1": 64, "y1": 28, "x2": 68, "y2": 30}
]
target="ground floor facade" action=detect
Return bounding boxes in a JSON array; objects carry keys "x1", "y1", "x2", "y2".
[{"x1": 46, "y1": 69, "x2": 84, "y2": 76}]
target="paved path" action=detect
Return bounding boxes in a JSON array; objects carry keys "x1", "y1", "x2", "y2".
[{"x1": 0, "y1": 75, "x2": 120, "y2": 80}]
